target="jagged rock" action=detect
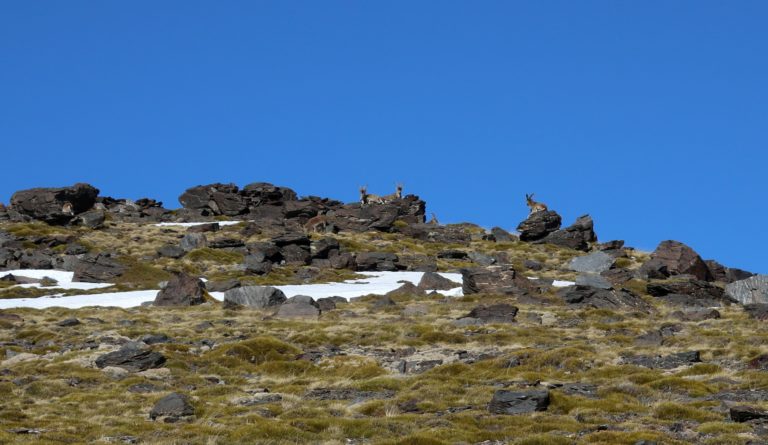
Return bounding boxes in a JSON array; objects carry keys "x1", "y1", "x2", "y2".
[
  {"x1": 310, "y1": 237, "x2": 339, "y2": 259},
  {"x1": 95, "y1": 343, "x2": 166, "y2": 372},
  {"x1": 154, "y1": 273, "x2": 206, "y2": 306},
  {"x1": 205, "y1": 279, "x2": 240, "y2": 292},
  {"x1": 558, "y1": 285, "x2": 651, "y2": 311},
  {"x1": 730, "y1": 406, "x2": 768, "y2": 423},
  {"x1": 644, "y1": 240, "x2": 713, "y2": 281},
  {"x1": 178, "y1": 183, "x2": 247, "y2": 216},
  {"x1": 647, "y1": 279, "x2": 731, "y2": 307},
  {"x1": 186, "y1": 223, "x2": 220, "y2": 233},
  {"x1": 457, "y1": 303, "x2": 518, "y2": 324},
  {"x1": 539, "y1": 215, "x2": 597, "y2": 251},
  {"x1": 386, "y1": 281, "x2": 424, "y2": 297},
  {"x1": 180, "y1": 233, "x2": 207, "y2": 252},
  {"x1": 622, "y1": 351, "x2": 701, "y2": 369},
  {"x1": 575, "y1": 273, "x2": 612, "y2": 290},
  {"x1": 317, "y1": 297, "x2": 341, "y2": 311},
  {"x1": 73, "y1": 209, "x2": 106, "y2": 229},
  {"x1": 56, "y1": 318, "x2": 81, "y2": 327},
  {"x1": 72, "y1": 253, "x2": 126, "y2": 283},
  {"x1": 597, "y1": 240, "x2": 625, "y2": 251},
  {"x1": 9, "y1": 183, "x2": 100, "y2": 224},
  {"x1": 333, "y1": 195, "x2": 426, "y2": 233},
  {"x1": 461, "y1": 266, "x2": 533, "y2": 296},
  {"x1": 271, "y1": 233, "x2": 310, "y2": 247},
  {"x1": 568, "y1": 251, "x2": 615, "y2": 274},
  {"x1": 241, "y1": 182, "x2": 298, "y2": 204},
  {"x1": 437, "y1": 250, "x2": 468, "y2": 260},
  {"x1": 330, "y1": 252, "x2": 356, "y2": 270},
  {"x1": 247, "y1": 242, "x2": 282, "y2": 263},
  {"x1": 157, "y1": 245, "x2": 185, "y2": 259},
  {"x1": 516, "y1": 211, "x2": 562, "y2": 242},
  {"x1": 223, "y1": 286, "x2": 286, "y2": 308},
  {"x1": 488, "y1": 390, "x2": 550, "y2": 415},
  {"x1": 280, "y1": 244, "x2": 311, "y2": 265},
  {"x1": 705, "y1": 260, "x2": 754, "y2": 283},
  {"x1": 725, "y1": 275, "x2": 768, "y2": 305},
  {"x1": 208, "y1": 238, "x2": 244, "y2": 249},
  {"x1": 244, "y1": 256, "x2": 273, "y2": 275},
  {"x1": 400, "y1": 360, "x2": 443, "y2": 374},
  {"x1": 150, "y1": 393, "x2": 194, "y2": 421},
  {"x1": 356, "y1": 252, "x2": 399, "y2": 271},
  {"x1": 417, "y1": 272, "x2": 461, "y2": 291},
  {"x1": 468, "y1": 251, "x2": 496, "y2": 266},
  {"x1": 490, "y1": 227, "x2": 515, "y2": 242},
  {"x1": 601, "y1": 268, "x2": 634, "y2": 286},
  {"x1": 637, "y1": 258, "x2": 670, "y2": 280}
]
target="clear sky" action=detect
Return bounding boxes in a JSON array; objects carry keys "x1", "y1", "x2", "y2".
[{"x1": 1, "y1": 2, "x2": 766, "y2": 273}]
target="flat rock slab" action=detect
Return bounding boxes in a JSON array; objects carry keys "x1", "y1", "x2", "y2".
[
  {"x1": 95, "y1": 343, "x2": 166, "y2": 372},
  {"x1": 568, "y1": 251, "x2": 614, "y2": 274},
  {"x1": 622, "y1": 351, "x2": 701, "y2": 369},
  {"x1": 726, "y1": 275, "x2": 768, "y2": 305},
  {"x1": 150, "y1": 393, "x2": 195, "y2": 421},
  {"x1": 224, "y1": 286, "x2": 286, "y2": 308},
  {"x1": 304, "y1": 388, "x2": 395, "y2": 403},
  {"x1": 488, "y1": 390, "x2": 550, "y2": 414}
]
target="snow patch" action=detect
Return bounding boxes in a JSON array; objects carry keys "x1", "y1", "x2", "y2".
[
  {"x1": 1, "y1": 269, "x2": 113, "y2": 290},
  {"x1": 153, "y1": 221, "x2": 243, "y2": 228}
]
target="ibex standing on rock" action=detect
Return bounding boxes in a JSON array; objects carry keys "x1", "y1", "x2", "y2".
[
  {"x1": 304, "y1": 211, "x2": 329, "y2": 233},
  {"x1": 525, "y1": 193, "x2": 548, "y2": 215},
  {"x1": 61, "y1": 202, "x2": 74, "y2": 216},
  {"x1": 379, "y1": 183, "x2": 403, "y2": 203},
  {"x1": 359, "y1": 186, "x2": 382, "y2": 206}
]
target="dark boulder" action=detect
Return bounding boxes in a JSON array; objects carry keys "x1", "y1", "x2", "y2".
[
  {"x1": 9, "y1": 183, "x2": 99, "y2": 224},
  {"x1": 72, "y1": 253, "x2": 126, "y2": 283},
  {"x1": 149, "y1": 393, "x2": 195, "y2": 421},
  {"x1": 538, "y1": 215, "x2": 597, "y2": 251},
  {"x1": 310, "y1": 237, "x2": 340, "y2": 259},
  {"x1": 637, "y1": 258, "x2": 670, "y2": 280},
  {"x1": 180, "y1": 233, "x2": 207, "y2": 252},
  {"x1": 178, "y1": 183, "x2": 246, "y2": 216},
  {"x1": 157, "y1": 245, "x2": 185, "y2": 259},
  {"x1": 417, "y1": 272, "x2": 461, "y2": 291},
  {"x1": 705, "y1": 260, "x2": 754, "y2": 283},
  {"x1": 730, "y1": 406, "x2": 768, "y2": 423},
  {"x1": 154, "y1": 273, "x2": 206, "y2": 306},
  {"x1": 356, "y1": 252, "x2": 399, "y2": 271},
  {"x1": 647, "y1": 279, "x2": 731, "y2": 307},
  {"x1": 725, "y1": 275, "x2": 768, "y2": 305},
  {"x1": 516, "y1": 211, "x2": 561, "y2": 242},
  {"x1": 457, "y1": 303, "x2": 518, "y2": 324},
  {"x1": 95, "y1": 342, "x2": 166, "y2": 372},
  {"x1": 73, "y1": 209, "x2": 106, "y2": 229},
  {"x1": 743, "y1": 304, "x2": 768, "y2": 320},
  {"x1": 622, "y1": 351, "x2": 701, "y2": 369},
  {"x1": 558, "y1": 285, "x2": 652, "y2": 311},
  {"x1": 223, "y1": 286, "x2": 287, "y2": 308},
  {"x1": 56, "y1": 318, "x2": 81, "y2": 327},
  {"x1": 490, "y1": 227, "x2": 515, "y2": 242},
  {"x1": 271, "y1": 233, "x2": 310, "y2": 247},
  {"x1": 275, "y1": 300, "x2": 321, "y2": 318},
  {"x1": 386, "y1": 281, "x2": 425, "y2": 298},
  {"x1": 568, "y1": 251, "x2": 615, "y2": 274},
  {"x1": 186, "y1": 222, "x2": 220, "y2": 233},
  {"x1": 461, "y1": 266, "x2": 534, "y2": 296},
  {"x1": 644, "y1": 240, "x2": 713, "y2": 281},
  {"x1": 244, "y1": 255, "x2": 273, "y2": 275},
  {"x1": 247, "y1": 242, "x2": 283, "y2": 263},
  {"x1": 488, "y1": 390, "x2": 550, "y2": 415},
  {"x1": 280, "y1": 244, "x2": 311, "y2": 265},
  {"x1": 241, "y1": 182, "x2": 298, "y2": 204}
]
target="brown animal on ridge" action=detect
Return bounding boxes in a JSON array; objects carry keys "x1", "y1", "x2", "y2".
[{"x1": 525, "y1": 193, "x2": 547, "y2": 215}]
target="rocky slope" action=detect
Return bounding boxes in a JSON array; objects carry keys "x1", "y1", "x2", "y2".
[{"x1": 0, "y1": 182, "x2": 767, "y2": 445}]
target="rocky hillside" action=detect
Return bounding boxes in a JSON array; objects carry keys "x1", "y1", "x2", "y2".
[{"x1": 0, "y1": 182, "x2": 767, "y2": 445}]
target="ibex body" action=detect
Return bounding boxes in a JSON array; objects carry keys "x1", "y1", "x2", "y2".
[
  {"x1": 359, "y1": 186, "x2": 382, "y2": 206},
  {"x1": 304, "y1": 214, "x2": 329, "y2": 233},
  {"x1": 525, "y1": 193, "x2": 548, "y2": 215},
  {"x1": 379, "y1": 183, "x2": 403, "y2": 204}
]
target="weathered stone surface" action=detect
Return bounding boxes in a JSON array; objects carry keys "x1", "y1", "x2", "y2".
[
  {"x1": 490, "y1": 227, "x2": 515, "y2": 242},
  {"x1": 516, "y1": 211, "x2": 562, "y2": 242},
  {"x1": 205, "y1": 279, "x2": 240, "y2": 293},
  {"x1": 646, "y1": 240, "x2": 713, "y2": 281},
  {"x1": 275, "y1": 302, "x2": 321, "y2": 318},
  {"x1": 56, "y1": 318, "x2": 81, "y2": 327},
  {"x1": 458, "y1": 303, "x2": 518, "y2": 324},
  {"x1": 10, "y1": 183, "x2": 100, "y2": 224},
  {"x1": 157, "y1": 245, "x2": 185, "y2": 259},
  {"x1": 95, "y1": 343, "x2": 166, "y2": 372},
  {"x1": 568, "y1": 251, "x2": 615, "y2": 274},
  {"x1": 417, "y1": 272, "x2": 461, "y2": 291},
  {"x1": 317, "y1": 297, "x2": 342, "y2": 311},
  {"x1": 356, "y1": 252, "x2": 399, "y2": 271},
  {"x1": 725, "y1": 275, "x2": 768, "y2": 305},
  {"x1": 647, "y1": 279, "x2": 731, "y2": 307},
  {"x1": 488, "y1": 390, "x2": 550, "y2": 414},
  {"x1": 575, "y1": 273, "x2": 612, "y2": 290},
  {"x1": 305, "y1": 388, "x2": 395, "y2": 401},
  {"x1": 744, "y1": 304, "x2": 768, "y2": 320},
  {"x1": 622, "y1": 351, "x2": 701, "y2": 369},
  {"x1": 558, "y1": 286, "x2": 651, "y2": 311},
  {"x1": 186, "y1": 223, "x2": 220, "y2": 233},
  {"x1": 72, "y1": 253, "x2": 126, "y2": 283},
  {"x1": 280, "y1": 244, "x2": 311, "y2": 265},
  {"x1": 180, "y1": 233, "x2": 207, "y2": 252},
  {"x1": 154, "y1": 273, "x2": 206, "y2": 306},
  {"x1": 461, "y1": 266, "x2": 533, "y2": 296},
  {"x1": 671, "y1": 308, "x2": 721, "y2": 322},
  {"x1": 310, "y1": 237, "x2": 339, "y2": 259},
  {"x1": 223, "y1": 286, "x2": 286, "y2": 308},
  {"x1": 386, "y1": 281, "x2": 424, "y2": 298},
  {"x1": 730, "y1": 406, "x2": 768, "y2": 423},
  {"x1": 150, "y1": 393, "x2": 195, "y2": 421},
  {"x1": 539, "y1": 215, "x2": 597, "y2": 251},
  {"x1": 74, "y1": 209, "x2": 106, "y2": 229},
  {"x1": 244, "y1": 256, "x2": 273, "y2": 275}
]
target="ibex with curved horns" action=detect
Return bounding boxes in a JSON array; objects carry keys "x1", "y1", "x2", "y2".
[
  {"x1": 525, "y1": 193, "x2": 548, "y2": 215},
  {"x1": 359, "y1": 186, "x2": 382, "y2": 206},
  {"x1": 379, "y1": 183, "x2": 403, "y2": 204}
]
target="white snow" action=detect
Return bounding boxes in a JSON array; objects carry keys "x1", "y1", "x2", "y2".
[
  {"x1": 0, "y1": 271, "x2": 463, "y2": 310},
  {"x1": 527, "y1": 276, "x2": 576, "y2": 288},
  {"x1": 153, "y1": 221, "x2": 244, "y2": 228},
  {"x1": 0, "y1": 269, "x2": 113, "y2": 290}
]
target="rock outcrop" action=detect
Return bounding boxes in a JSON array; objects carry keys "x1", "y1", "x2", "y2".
[{"x1": 9, "y1": 183, "x2": 100, "y2": 225}]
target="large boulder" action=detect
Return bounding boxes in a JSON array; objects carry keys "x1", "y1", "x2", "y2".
[
  {"x1": 558, "y1": 285, "x2": 652, "y2": 312},
  {"x1": 356, "y1": 252, "x2": 400, "y2": 271},
  {"x1": 725, "y1": 275, "x2": 768, "y2": 305},
  {"x1": 72, "y1": 253, "x2": 126, "y2": 283},
  {"x1": 178, "y1": 183, "x2": 246, "y2": 216},
  {"x1": 95, "y1": 342, "x2": 166, "y2": 372},
  {"x1": 644, "y1": 240, "x2": 713, "y2": 282},
  {"x1": 461, "y1": 266, "x2": 534, "y2": 296},
  {"x1": 154, "y1": 273, "x2": 206, "y2": 306},
  {"x1": 149, "y1": 393, "x2": 195, "y2": 421},
  {"x1": 9, "y1": 183, "x2": 100, "y2": 224},
  {"x1": 647, "y1": 279, "x2": 732, "y2": 307},
  {"x1": 488, "y1": 390, "x2": 550, "y2": 415},
  {"x1": 538, "y1": 215, "x2": 597, "y2": 251},
  {"x1": 332, "y1": 195, "x2": 426, "y2": 233},
  {"x1": 417, "y1": 272, "x2": 461, "y2": 291},
  {"x1": 457, "y1": 303, "x2": 518, "y2": 324},
  {"x1": 568, "y1": 251, "x2": 615, "y2": 274},
  {"x1": 223, "y1": 286, "x2": 287, "y2": 308},
  {"x1": 516, "y1": 211, "x2": 561, "y2": 242},
  {"x1": 705, "y1": 260, "x2": 754, "y2": 284}
]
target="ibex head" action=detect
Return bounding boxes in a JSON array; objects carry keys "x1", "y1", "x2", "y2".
[
  {"x1": 395, "y1": 183, "x2": 403, "y2": 198},
  {"x1": 61, "y1": 202, "x2": 74, "y2": 216}
]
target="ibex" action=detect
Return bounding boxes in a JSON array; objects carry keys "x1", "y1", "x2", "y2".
[
  {"x1": 379, "y1": 183, "x2": 403, "y2": 203},
  {"x1": 61, "y1": 202, "x2": 74, "y2": 216},
  {"x1": 525, "y1": 193, "x2": 548, "y2": 215},
  {"x1": 304, "y1": 211, "x2": 329, "y2": 233},
  {"x1": 359, "y1": 186, "x2": 382, "y2": 206},
  {"x1": 428, "y1": 212, "x2": 439, "y2": 225}
]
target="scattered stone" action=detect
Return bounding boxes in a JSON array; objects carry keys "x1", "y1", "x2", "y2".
[
  {"x1": 223, "y1": 286, "x2": 287, "y2": 308},
  {"x1": 356, "y1": 252, "x2": 399, "y2": 271},
  {"x1": 461, "y1": 266, "x2": 533, "y2": 296},
  {"x1": 139, "y1": 334, "x2": 170, "y2": 345},
  {"x1": 403, "y1": 304, "x2": 429, "y2": 316},
  {"x1": 671, "y1": 309, "x2": 721, "y2": 322},
  {"x1": 317, "y1": 297, "x2": 344, "y2": 311},
  {"x1": 725, "y1": 275, "x2": 768, "y2": 305},
  {"x1": 180, "y1": 233, "x2": 207, "y2": 252},
  {"x1": 490, "y1": 227, "x2": 514, "y2": 242},
  {"x1": 647, "y1": 279, "x2": 730, "y2": 307},
  {"x1": 305, "y1": 388, "x2": 395, "y2": 402},
  {"x1": 524, "y1": 259, "x2": 543, "y2": 271},
  {"x1": 154, "y1": 273, "x2": 206, "y2": 306},
  {"x1": 72, "y1": 253, "x2": 126, "y2": 282},
  {"x1": 730, "y1": 406, "x2": 768, "y2": 423},
  {"x1": 275, "y1": 301, "x2": 321, "y2": 318},
  {"x1": 10, "y1": 183, "x2": 99, "y2": 225},
  {"x1": 568, "y1": 251, "x2": 615, "y2": 274},
  {"x1": 128, "y1": 383, "x2": 161, "y2": 393},
  {"x1": 56, "y1": 318, "x2": 81, "y2": 327},
  {"x1": 149, "y1": 393, "x2": 195, "y2": 421},
  {"x1": 238, "y1": 394, "x2": 283, "y2": 406},
  {"x1": 622, "y1": 351, "x2": 701, "y2": 369},
  {"x1": 458, "y1": 304, "x2": 518, "y2": 324},
  {"x1": 744, "y1": 304, "x2": 768, "y2": 320},
  {"x1": 157, "y1": 245, "x2": 186, "y2": 259},
  {"x1": 95, "y1": 343, "x2": 166, "y2": 372},
  {"x1": 488, "y1": 390, "x2": 550, "y2": 414},
  {"x1": 400, "y1": 359, "x2": 443, "y2": 374},
  {"x1": 559, "y1": 286, "x2": 651, "y2": 311}
]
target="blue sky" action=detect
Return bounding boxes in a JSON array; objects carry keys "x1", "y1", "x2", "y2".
[{"x1": 1, "y1": 2, "x2": 766, "y2": 273}]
